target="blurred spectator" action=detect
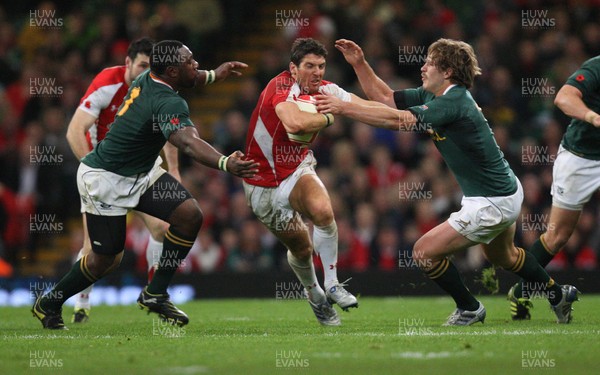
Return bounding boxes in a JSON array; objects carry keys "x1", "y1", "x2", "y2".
[
  {"x1": 374, "y1": 224, "x2": 400, "y2": 271},
  {"x1": 186, "y1": 230, "x2": 226, "y2": 273},
  {"x1": 227, "y1": 220, "x2": 273, "y2": 272}
]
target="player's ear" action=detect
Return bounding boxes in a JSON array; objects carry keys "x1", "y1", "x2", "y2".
[
  {"x1": 166, "y1": 65, "x2": 178, "y2": 79},
  {"x1": 125, "y1": 56, "x2": 132, "y2": 70},
  {"x1": 289, "y1": 62, "x2": 297, "y2": 75},
  {"x1": 444, "y1": 68, "x2": 453, "y2": 79}
]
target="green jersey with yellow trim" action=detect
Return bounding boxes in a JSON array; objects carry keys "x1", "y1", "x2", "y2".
[
  {"x1": 561, "y1": 55, "x2": 600, "y2": 160},
  {"x1": 395, "y1": 85, "x2": 517, "y2": 197},
  {"x1": 82, "y1": 70, "x2": 194, "y2": 176}
]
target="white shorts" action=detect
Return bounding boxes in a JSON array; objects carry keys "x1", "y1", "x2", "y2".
[
  {"x1": 551, "y1": 145, "x2": 600, "y2": 210},
  {"x1": 243, "y1": 152, "x2": 317, "y2": 231},
  {"x1": 448, "y1": 178, "x2": 524, "y2": 244},
  {"x1": 78, "y1": 157, "x2": 166, "y2": 216}
]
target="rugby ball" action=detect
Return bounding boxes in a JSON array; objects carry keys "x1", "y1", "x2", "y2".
[{"x1": 288, "y1": 94, "x2": 320, "y2": 145}]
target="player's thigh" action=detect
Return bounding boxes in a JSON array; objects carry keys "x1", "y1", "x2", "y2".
[
  {"x1": 135, "y1": 173, "x2": 194, "y2": 223},
  {"x1": 81, "y1": 214, "x2": 92, "y2": 255},
  {"x1": 288, "y1": 174, "x2": 333, "y2": 223},
  {"x1": 134, "y1": 211, "x2": 169, "y2": 241},
  {"x1": 413, "y1": 221, "x2": 476, "y2": 262},
  {"x1": 481, "y1": 223, "x2": 518, "y2": 268},
  {"x1": 85, "y1": 213, "x2": 127, "y2": 255},
  {"x1": 551, "y1": 146, "x2": 600, "y2": 211}
]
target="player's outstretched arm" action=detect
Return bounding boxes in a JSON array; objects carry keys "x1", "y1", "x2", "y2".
[
  {"x1": 66, "y1": 109, "x2": 97, "y2": 160},
  {"x1": 275, "y1": 102, "x2": 333, "y2": 134},
  {"x1": 555, "y1": 84, "x2": 600, "y2": 127},
  {"x1": 169, "y1": 126, "x2": 258, "y2": 178},
  {"x1": 316, "y1": 94, "x2": 415, "y2": 131},
  {"x1": 196, "y1": 61, "x2": 248, "y2": 86},
  {"x1": 335, "y1": 39, "x2": 396, "y2": 108}
]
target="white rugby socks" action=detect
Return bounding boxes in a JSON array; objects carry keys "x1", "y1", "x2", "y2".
[
  {"x1": 287, "y1": 250, "x2": 326, "y2": 303},
  {"x1": 313, "y1": 222, "x2": 339, "y2": 289}
]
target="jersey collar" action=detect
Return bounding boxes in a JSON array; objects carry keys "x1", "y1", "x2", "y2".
[
  {"x1": 442, "y1": 84, "x2": 457, "y2": 96},
  {"x1": 150, "y1": 73, "x2": 175, "y2": 91}
]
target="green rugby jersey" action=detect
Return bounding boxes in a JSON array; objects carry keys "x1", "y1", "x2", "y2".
[
  {"x1": 82, "y1": 70, "x2": 194, "y2": 176},
  {"x1": 394, "y1": 85, "x2": 517, "y2": 197},
  {"x1": 561, "y1": 55, "x2": 600, "y2": 160}
]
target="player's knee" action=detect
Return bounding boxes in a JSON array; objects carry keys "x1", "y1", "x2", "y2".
[
  {"x1": 412, "y1": 239, "x2": 428, "y2": 261},
  {"x1": 309, "y1": 205, "x2": 334, "y2": 227},
  {"x1": 290, "y1": 245, "x2": 313, "y2": 261},
  {"x1": 149, "y1": 221, "x2": 169, "y2": 241},
  {"x1": 171, "y1": 199, "x2": 203, "y2": 236},
  {"x1": 86, "y1": 252, "x2": 119, "y2": 278}
]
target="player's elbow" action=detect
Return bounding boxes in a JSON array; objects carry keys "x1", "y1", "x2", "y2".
[
  {"x1": 553, "y1": 92, "x2": 567, "y2": 109},
  {"x1": 65, "y1": 126, "x2": 78, "y2": 148},
  {"x1": 283, "y1": 120, "x2": 305, "y2": 135}
]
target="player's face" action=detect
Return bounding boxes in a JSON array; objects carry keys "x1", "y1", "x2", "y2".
[
  {"x1": 126, "y1": 53, "x2": 150, "y2": 84},
  {"x1": 177, "y1": 46, "x2": 200, "y2": 88},
  {"x1": 291, "y1": 53, "x2": 326, "y2": 95},
  {"x1": 421, "y1": 56, "x2": 450, "y2": 96}
]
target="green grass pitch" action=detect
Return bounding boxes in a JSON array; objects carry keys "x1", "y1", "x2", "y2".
[{"x1": 1, "y1": 295, "x2": 598, "y2": 374}]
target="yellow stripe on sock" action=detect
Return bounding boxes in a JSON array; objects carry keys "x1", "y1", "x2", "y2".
[
  {"x1": 510, "y1": 247, "x2": 526, "y2": 273},
  {"x1": 425, "y1": 259, "x2": 445, "y2": 278},
  {"x1": 165, "y1": 230, "x2": 194, "y2": 247},
  {"x1": 539, "y1": 234, "x2": 555, "y2": 255},
  {"x1": 428, "y1": 258, "x2": 450, "y2": 279},
  {"x1": 80, "y1": 255, "x2": 98, "y2": 282}
]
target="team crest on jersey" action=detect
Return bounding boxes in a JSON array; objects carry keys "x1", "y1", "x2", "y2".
[
  {"x1": 170, "y1": 117, "x2": 180, "y2": 125},
  {"x1": 420, "y1": 105, "x2": 428, "y2": 110},
  {"x1": 85, "y1": 101, "x2": 91, "y2": 109},
  {"x1": 576, "y1": 74, "x2": 585, "y2": 82}
]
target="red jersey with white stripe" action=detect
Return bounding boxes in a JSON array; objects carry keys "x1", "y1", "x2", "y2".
[
  {"x1": 78, "y1": 66, "x2": 129, "y2": 149},
  {"x1": 244, "y1": 71, "x2": 351, "y2": 187}
]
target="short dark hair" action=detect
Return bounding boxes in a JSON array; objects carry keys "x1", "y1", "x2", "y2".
[
  {"x1": 127, "y1": 37, "x2": 154, "y2": 60},
  {"x1": 290, "y1": 38, "x2": 327, "y2": 66},
  {"x1": 150, "y1": 40, "x2": 184, "y2": 75}
]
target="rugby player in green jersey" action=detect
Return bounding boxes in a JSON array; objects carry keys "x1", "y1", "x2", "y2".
[
  {"x1": 33, "y1": 40, "x2": 258, "y2": 329},
  {"x1": 508, "y1": 56, "x2": 600, "y2": 320},
  {"x1": 316, "y1": 38, "x2": 579, "y2": 325}
]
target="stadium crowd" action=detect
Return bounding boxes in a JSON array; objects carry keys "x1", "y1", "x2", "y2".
[{"x1": 0, "y1": 0, "x2": 599, "y2": 278}]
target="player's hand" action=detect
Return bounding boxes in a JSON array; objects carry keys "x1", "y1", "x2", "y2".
[
  {"x1": 214, "y1": 61, "x2": 248, "y2": 82},
  {"x1": 335, "y1": 39, "x2": 365, "y2": 67},
  {"x1": 226, "y1": 151, "x2": 259, "y2": 178},
  {"x1": 315, "y1": 94, "x2": 345, "y2": 116}
]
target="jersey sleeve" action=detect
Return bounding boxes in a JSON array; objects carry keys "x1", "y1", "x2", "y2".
[
  {"x1": 320, "y1": 83, "x2": 352, "y2": 102},
  {"x1": 78, "y1": 76, "x2": 123, "y2": 117},
  {"x1": 565, "y1": 58, "x2": 600, "y2": 96},
  {"x1": 393, "y1": 87, "x2": 428, "y2": 109},
  {"x1": 271, "y1": 75, "x2": 294, "y2": 107},
  {"x1": 156, "y1": 97, "x2": 195, "y2": 139},
  {"x1": 407, "y1": 94, "x2": 459, "y2": 127}
]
